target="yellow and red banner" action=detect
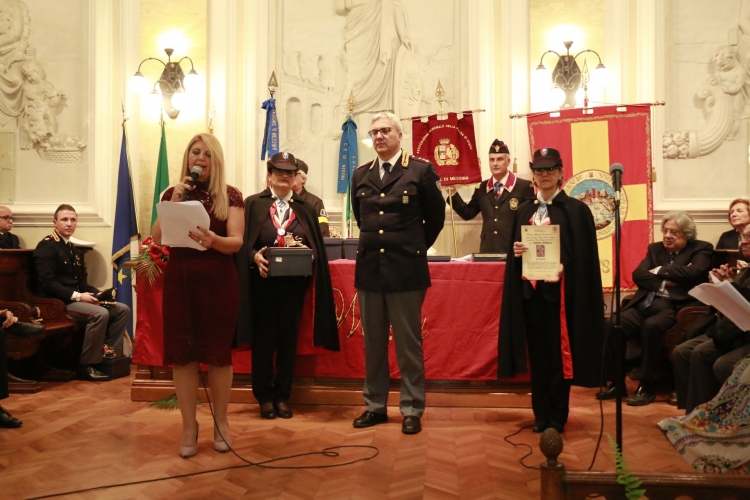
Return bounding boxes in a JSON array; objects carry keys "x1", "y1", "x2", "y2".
[
  {"x1": 527, "y1": 105, "x2": 654, "y2": 291},
  {"x1": 412, "y1": 112, "x2": 481, "y2": 186}
]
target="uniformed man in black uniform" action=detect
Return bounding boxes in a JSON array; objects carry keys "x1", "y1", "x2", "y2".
[
  {"x1": 350, "y1": 111, "x2": 446, "y2": 435},
  {"x1": 448, "y1": 140, "x2": 534, "y2": 255},
  {"x1": 292, "y1": 158, "x2": 330, "y2": 236},
  {"x1": 0, "y1": 206, "x2": 20, "y2": 249},
  {"x1": 33, "y1": 204, "x2": 130, "y2": 381}
]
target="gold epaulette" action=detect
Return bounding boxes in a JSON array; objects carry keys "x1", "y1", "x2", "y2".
[
  {"x1": 49, "y1": 230, "x2": 61, "y2": 242},
  {"x1": 410, "y1": 155, "x2": 430, "y2": 164},
  {"x1": 358, "y1": 160, "x2": 375, "y2": 170}
]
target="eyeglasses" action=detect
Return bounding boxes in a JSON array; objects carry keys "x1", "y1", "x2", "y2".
[
  {"x1": 368, "y1": 127, "x2": 392, "y2": 138},
  {"x1": 740, "y1": 233, "x2": 750, "y2": 241},
  {"x1": 661, "y1": 228, "x2": 683, "y2": 237},
  {"x1": 0, "y1": 216, "x2": 13, "y2": 221},
  {"x1": 270, "y1": 167, "x2": 297, "y2": 177},
  {"x1": 532, "y1": 167, "x2": 560, "y2": 175}
]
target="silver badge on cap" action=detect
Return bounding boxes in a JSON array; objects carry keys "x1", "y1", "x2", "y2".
[
  {"x1": 282, "y1": 152, "x2": 289, "y2": 159},
  {"x1": 541, "y1": 148, "x2": 548, "y2": 156}
]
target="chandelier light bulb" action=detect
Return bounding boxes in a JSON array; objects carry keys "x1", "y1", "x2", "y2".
[{"x1": 129, "y1": 72, "x2": 149, "y2": 95}]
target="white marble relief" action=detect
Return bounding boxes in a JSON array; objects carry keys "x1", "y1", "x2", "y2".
[{"x1": 0, "y1": 0, "x2": 85, "y2": 164}]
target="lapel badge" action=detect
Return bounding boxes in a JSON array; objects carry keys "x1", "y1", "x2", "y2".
[
  {"x1": 402, "y1": 195, "x2": 409, "y2": 204},
  {"x1": 509, "y1": 198, "x2": 519, "y2": 210}
]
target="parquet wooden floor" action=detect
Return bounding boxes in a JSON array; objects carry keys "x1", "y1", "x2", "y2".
[{"x1": 0, "y1": 373, "x2": 693, "y2": 500}]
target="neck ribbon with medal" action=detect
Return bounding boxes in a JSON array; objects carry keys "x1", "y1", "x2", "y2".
[{"x1": 270, "y1": 201, "x2": 299, "y2": 247}]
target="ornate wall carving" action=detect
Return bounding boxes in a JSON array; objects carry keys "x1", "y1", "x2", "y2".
[{"x1": 272, "y1": 0, "x2": 463, "y2": 202}]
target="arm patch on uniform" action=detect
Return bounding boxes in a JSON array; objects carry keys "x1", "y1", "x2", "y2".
[{"x1": 319, "y1": 208, "x2": 328, "y2": 223}]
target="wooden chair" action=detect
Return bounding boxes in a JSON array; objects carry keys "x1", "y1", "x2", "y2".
[{"x1": 0, "y1": 249, "x2": 78, "y2": 392}]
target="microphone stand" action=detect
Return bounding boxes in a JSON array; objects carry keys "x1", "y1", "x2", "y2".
[{"x1": 612, "y1": 188, "x2": 624, "y2": 452}]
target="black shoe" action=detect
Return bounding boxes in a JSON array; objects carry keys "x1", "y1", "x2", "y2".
[
  {"x1": 532, "y1": 421, "x2": 547, "y2": 433},
  {"x1": 626, "y1": 385, "x2": 656, "y2": 406},
  {"x1": 275, "y1": 401, "x2": 293, "y2": 419},
  {"x1": 402, "y1": 416, "x2": 421, "y2": 434},
  {"x1": 5, "y1": 321, "x2": 44, "y2": 339},
  {"x1": 667, "y1": 391, "x2": 678, "y2": 406},
  {"x1": 77, "y1": 365, "x2": 110, "y2": 382},
  {"x1": 352, "y1": 410, "x2": 388, "y2": 428},
  {"x1": 0, "y1": 407, "x2": 22, "y2": 428},
  {"x1": 596, "y1": 384, "x2": 626, "y2": 400},
  {"x1": 547, "y1": 422, "x2": 565, "y2": 433},
  {"x1": 260, "y1": 402, "x2": 277, "y2": 419}
]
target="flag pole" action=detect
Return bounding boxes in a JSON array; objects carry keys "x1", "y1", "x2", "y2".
[{"x1": 446, "y1": 188, "x2": 458, "y2": 257}]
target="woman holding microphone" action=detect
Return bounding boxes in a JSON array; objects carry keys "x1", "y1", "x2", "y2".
[{"x1": 152, "y1": 133, "x2": 244, "y2": 458}]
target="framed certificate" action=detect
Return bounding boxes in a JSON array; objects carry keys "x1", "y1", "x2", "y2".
[{"x1": 521, "y1": 225, "x2": 561, "y2": 281}]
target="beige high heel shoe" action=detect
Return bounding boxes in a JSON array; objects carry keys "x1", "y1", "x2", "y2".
[
  {"x1": 214, "y1": 424, "x2": 232, "y2": 453},
  {"x1": 179, "y1": 423, "x2": 199, "y2": 458}
]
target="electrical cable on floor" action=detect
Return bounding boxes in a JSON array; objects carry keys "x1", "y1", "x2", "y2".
[
  {"x1": 503, "y1": 423, "x2": 539, "y2": 470},
  {"x1": 24, "y1": 372, "x2": 379, "y2": 500}
]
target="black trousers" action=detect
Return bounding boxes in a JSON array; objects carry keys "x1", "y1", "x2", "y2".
[
  {"x1": 609, "y1": 297, "x2": 676, "y2": 384},
  {"x1": 523, "y1": 287, "x2": 570, "y2": 426},
  {"x1": 250, "y1": 273, "x2": 309, "y2": 404}
]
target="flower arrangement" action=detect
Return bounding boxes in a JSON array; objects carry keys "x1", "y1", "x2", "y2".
[{"x1": 134, "y1": 236, "x2": 170, "y2": 285}]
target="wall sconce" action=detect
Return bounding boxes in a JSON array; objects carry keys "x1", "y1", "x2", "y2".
[
  {"x1": 129, "y1": 48, "x2": 198, "y2": 119},
  {"x1": 534, "y1": 41, "x2": 607, "y2": 109}
]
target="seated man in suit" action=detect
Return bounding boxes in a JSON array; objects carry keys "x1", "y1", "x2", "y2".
[
  {"x1": 1, "y1": 308, "x2": 43, "y2": 428},
  {"x1": 598, "y1": 211, "x2": 713, "y2": 406},
  {"x1": 447, "y1": 139, "x2": 535, "y2": 255},
  {"x1": 33, "y1": 204, "x2": 130, "y2": 381},
  {"x1": 0, "y1": 206, "x2": 20, "y2": 249},
  {"x1": 671, "y1": 224, "x2": 750, "y2": 413}
]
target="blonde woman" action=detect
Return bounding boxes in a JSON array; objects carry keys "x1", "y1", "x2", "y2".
[{"x1": 152, "y1": 133, "x2": 244, "y2": 458}]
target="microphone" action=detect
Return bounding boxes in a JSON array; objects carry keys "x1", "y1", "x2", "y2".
[
  {"x1": 183, "y1": 165, "x2": 202, "y2": 201},
  {"x1": 610, "y1": 163, "x2": 623, "y2": 201}
]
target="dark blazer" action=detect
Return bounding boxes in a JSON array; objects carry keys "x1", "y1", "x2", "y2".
[
  {"x1": 351, "y1": 152, "x2": 446, "y2": 292},
  {"x1": 0, "y1": 232, "x2": 19, "y2": 249},
  {"x1": 33, "y1": 230, "x2": 98, "y2": 301},
  {"x1": 235, "y1": 188, "x2": 339, "y2": 350},
  {"x1": 626, "y1": 239, "x2": 714, "y2": 308},
  {"x1": 297, "y1": 188, "x2": 329, "y2": 237},
  {"x1": 717, "y1": 228, "x2": 750, "y2": 260},
  {"x1": 450, "y1": 175, "x2": 535, "y2": 254}
]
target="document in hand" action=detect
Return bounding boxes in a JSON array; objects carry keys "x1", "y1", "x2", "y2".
[
  {"x1": 156, "y1": 201, "x2": 210, "y2": 250},
  {"x1": 688, "y1": 281, "x2": 750, "y2": 331}
]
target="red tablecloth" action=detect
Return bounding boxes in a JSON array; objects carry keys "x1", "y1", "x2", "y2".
[{"x1": 133, "y1": 260, "x2": 525, "y2": 381}]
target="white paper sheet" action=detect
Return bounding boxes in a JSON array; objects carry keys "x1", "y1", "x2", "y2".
[
  {"x1": 688, "y1": 281, "x2": 750, "y2": 331},
  {"x1": 156, "y1": 201, "x2": 210, "y2": 251}
]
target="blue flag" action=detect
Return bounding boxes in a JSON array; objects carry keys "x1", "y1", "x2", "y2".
[
  {"x1": 337, "y1": 116, "x2": 358, "y2": 194},
  {"x1": 111, "y1": 126, "x2": 139, "y2": 339},
  {"x1": 260, "y1": 97, "x2": 279, "y2": 160}
]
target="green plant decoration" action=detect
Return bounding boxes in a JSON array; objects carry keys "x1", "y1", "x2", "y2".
[
  {"x1": 148, "y1": 394, "x2": 179, "y2": 410},
  {"x1": 608, "y1": 434, "x2": 647, "y2": 500}
]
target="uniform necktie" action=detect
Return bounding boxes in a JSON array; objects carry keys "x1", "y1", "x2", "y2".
[
  {"x1": 277, "y1": 199, "x2": 288, "y2": 222},
  {"x1": 643, "y1": 252, "x2": 676, "y2": 308},
  {"x1": 494, "y1": 182, "x2": 503, "y2": 201},
  {"x1": 381, "y1": 162, "x2": 391, "y2": 181},
  {"x1": 538, "y1": 201, "x2": 548, "y2": 222}
]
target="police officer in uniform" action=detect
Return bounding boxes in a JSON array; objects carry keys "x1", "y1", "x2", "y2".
[
  {"x1": 33, "y1": 204, "x2": 130, "y2": 381},
  {"x1": 448, "y1": 140, "x2": 534, "y2": 255},
  {"x1": 292, "y1": 158, "x2": 330, "y2": 236},
  {"x1": 350, "y1": 112, "x2": 446, "y2": 435}
]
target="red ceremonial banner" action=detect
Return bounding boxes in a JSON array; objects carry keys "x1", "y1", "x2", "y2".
[
  {"x1": 411, "y1": 112, "x2": 481, "y2": 186},
  {"x1": 526, "y1": 105, "x2": 654, "y2": 291}
]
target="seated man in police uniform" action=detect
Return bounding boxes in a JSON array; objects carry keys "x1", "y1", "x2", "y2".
[
  {"x1": 292, "y1": 158, "x2": 330, "y2": 236},
  {"x1": 447, "y1": 140, "x2": 534, "y2": 255},
  {"x1": 0, "y1": 206, "x2": 20, "y2": 249},
  {"x1": 33, "y1": 204, "x2": 130, "y2": 381}
]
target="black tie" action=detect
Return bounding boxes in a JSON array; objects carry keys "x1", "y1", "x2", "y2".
[{"x1": 382, "y1": 162, "x2": 391, "y2": 181}]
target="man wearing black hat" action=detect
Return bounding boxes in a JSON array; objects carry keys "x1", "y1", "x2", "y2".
[
  {"x1": 448, "y1": 140, "x2": 534, "y2": 255},
  {"x1": 0, "y1": 206, "x2": 20, "y2": 249},
  {"x1": 292, "y1": 158, "x2": 330, "y2": 237},
  {"x1": 499, "y1": 148, "x2": 604, "y2": 433},
  {"x1": 350, "y1": 111, "x2": 446, "y2": 435}
]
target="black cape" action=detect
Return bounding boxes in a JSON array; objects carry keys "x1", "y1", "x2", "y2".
[
  {"x1": 498, "y1": 190, "x2": 604, "y2": 387},
  {"x1": 235, "y1": 188, "x2": 339, "y2": 351}
]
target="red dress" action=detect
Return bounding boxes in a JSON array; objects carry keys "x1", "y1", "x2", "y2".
[{"x1": 161, "y1": 183, "x2": 244, "y2": 366}]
